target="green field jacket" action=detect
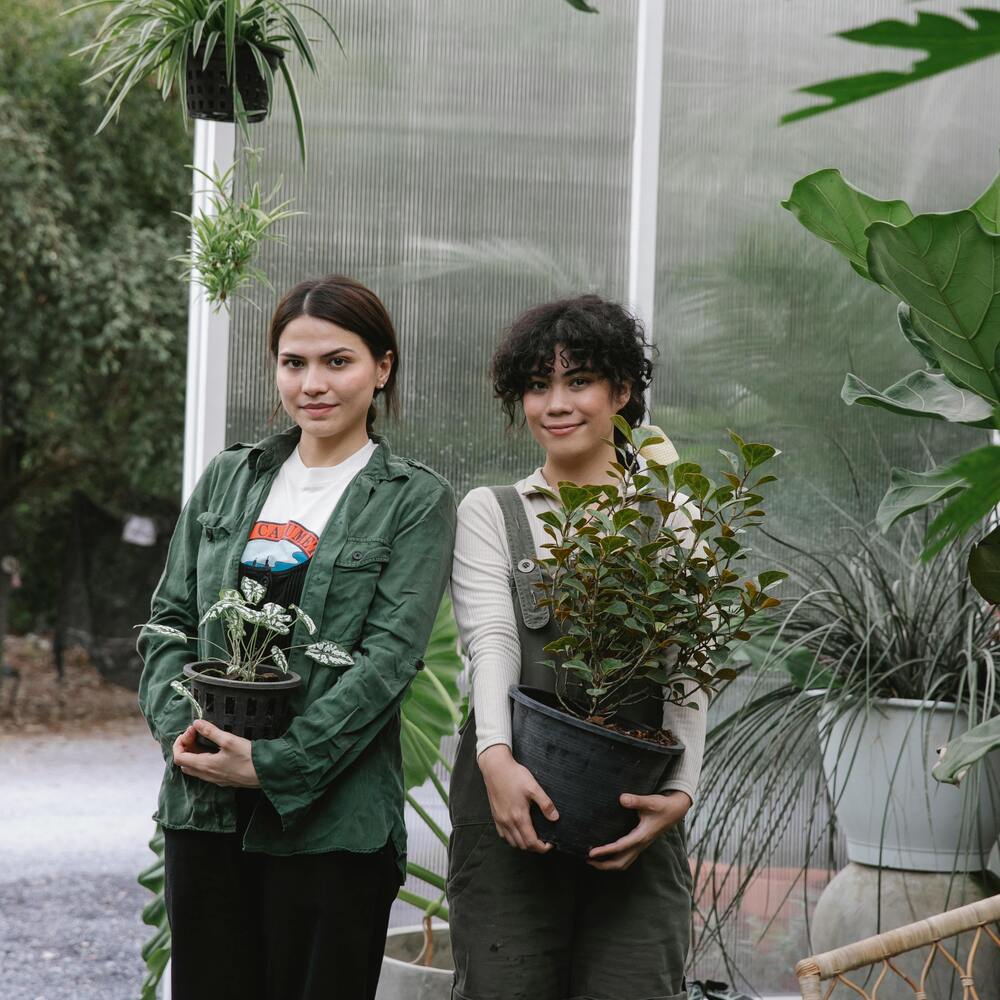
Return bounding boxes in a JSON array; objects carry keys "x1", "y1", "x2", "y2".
[{"x1": 137, "y1": 427, "x2": 456, "y2": 870}]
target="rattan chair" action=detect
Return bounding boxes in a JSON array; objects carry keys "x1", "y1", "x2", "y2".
[{"x1": 796, "y1": 895, "x2": 1000, "y2": 1000}]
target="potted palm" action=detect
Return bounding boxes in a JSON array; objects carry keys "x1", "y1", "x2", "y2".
[
  {"x1": 67, "y1": 0, "x2": 341, "y2": 162},
  {"x1": 141, "y1": 575, "x2": 352, "y2": 744},
  {"x1": 510, "y1": 418, "x2": 785, "y2": 857}
]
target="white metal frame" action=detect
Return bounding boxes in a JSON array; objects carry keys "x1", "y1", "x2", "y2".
[{"x1": 181, "y1": 120, "x2": 236, "y2": 504}]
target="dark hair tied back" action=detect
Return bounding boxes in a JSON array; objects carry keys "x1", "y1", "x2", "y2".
[{"x1": 269, "y1": 275, "x2": 400, "y2": 432}]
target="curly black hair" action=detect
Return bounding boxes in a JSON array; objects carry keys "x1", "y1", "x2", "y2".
[{"x1": 491, "y1": 294, "x2": 654, "y2": 428}]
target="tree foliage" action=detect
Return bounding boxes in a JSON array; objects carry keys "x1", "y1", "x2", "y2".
[{"x1": 1, "y1": 0, "x2": 191, "y2": 634}]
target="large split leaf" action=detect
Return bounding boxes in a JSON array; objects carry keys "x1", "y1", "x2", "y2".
[
  {"x1": 876, "y1": 466, "x2": 967, "y2": 533},
  {"x1": 784, "y1": 10, "x2": 1000, "y2": 124},
  {"x1": 782, "y1": 168, "x2": 912, "y2": 281},
  {"x1": 933, "y1": 714, "x2": 1000, "y2": 785},
  {"x1": 866, "y1": 211, "x2": 1000, "y2": 404},
  {"x1": 924, "y1": 445, "x2": 1000, "y2": 557},
  {"x1": 842, "y1": 370, "x2": 994, "y2": 426},
  {"x1": 400, "y1": 596, "x2": 463, "y2": 792}
]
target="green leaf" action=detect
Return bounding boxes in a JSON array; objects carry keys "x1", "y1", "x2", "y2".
[
  {"x1": 781, "y1": 168, "x2": 912, "y2": 280},
  {"x1": 924, "y1": 445, "x2": 1000, "y2": 557},
  {"x1": 866, "y1": 211, "x2": 1000, "y2": 404},
  {"x1": 739, "y1": 442, "x2": 778, "y2": 470},
  {"x1": 968, "y1": 524, "x2": 1000, "y2": 604},
  {"x1": 605, "y1": 601, "x2": 628, "y2": 616},
  {"x1": 558, "y1": 483, "x2": 595, "y2": 512},
  {"x1": 841, "y1": 370, "x2": 994, "y2": 427},
  {"x1": 757, "y1": 570, "x2": 787, "y2": 590},
  {"x1": 783, "y1": 10, "x2": 1000, "y2": 124},
  {"x1": 896, "y1": 301, "x2": 940, "y2": 369},
  {"x1": 932, "y1": 714, "x2": 1000, "y2": 786},
  {"x1": 562, "y1": 0, "x2": 598, "y2": 11},
  {"x1": 876, "y1": 465, "x2": 967, "y2": 533},
  {"x1": 971, "y1": 172, "x2": 1000, "y2": 234}
]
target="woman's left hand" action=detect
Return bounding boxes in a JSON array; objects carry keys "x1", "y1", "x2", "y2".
[
  {"x1": 172, "y1": 720, "x2": 260, "y2": 788},
  {"x1": 587, "y1": 790, "x2": 692, "y2": 871}
]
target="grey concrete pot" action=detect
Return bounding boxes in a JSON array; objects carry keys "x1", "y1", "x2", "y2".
[{"x1": 375, "y1": 924, "x2": 453, "y2": 1000}]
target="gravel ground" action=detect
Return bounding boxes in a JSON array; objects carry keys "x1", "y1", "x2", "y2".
[{"x1": 0, "y1": 717, "x2": 449, "y2": 1000}]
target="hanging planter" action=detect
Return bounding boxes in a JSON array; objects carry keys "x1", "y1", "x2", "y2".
[
  {"x1": 68, "y1": 0, "x2": 343, "y2": 163},
  {"x1": 185, "y1": 42, "x2": 284, "y2": 124}
]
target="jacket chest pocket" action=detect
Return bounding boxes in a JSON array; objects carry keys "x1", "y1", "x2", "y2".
[
  {"x1": 195, "y1": 511, "x2": 239, "y2": 613},
  {"x1": 325, "y1": 537, "x2": 391, "y2": 645}
]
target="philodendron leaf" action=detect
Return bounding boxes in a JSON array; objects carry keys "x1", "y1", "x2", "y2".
[
  {"x1": 783, "y1": 10, "x2": 1000, "y2": 125},
  {"x1": 842, "y1": 370, "x2": 994, "y2": 427},
  {"x1": 925, "y1": 445, "x2": 1000, "y2": 558},
  {"x1": 968, "y1": 524, "x2": 1000, "y2": 604},
  {"x1": 971, "y1": 171, "x2": 1000, "y2": 234},
  {"x1": 875, "y1": 466, "x2": 966, "y2": 533},
  {"x1": 866, "y1": 211, "x2": 1000, "y2": 404},
  {"x1": 932, "y1": 714, "x2": 1000, "y2": 786},
  {"x1": 782, "y1": 168, "x2": 912, "y2": 280}
]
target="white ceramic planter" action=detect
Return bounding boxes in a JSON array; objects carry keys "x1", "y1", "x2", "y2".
[
  {"x1": 375, "y1": 924, "x2": 453, "y2": 1000},
  {"x1": 821, "y1": 698, "x2": 1000, "y2": 872}
]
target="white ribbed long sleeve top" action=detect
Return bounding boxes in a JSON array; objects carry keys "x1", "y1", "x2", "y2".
[{"x1": 450, "y1": 468, "x2": 708, "y2": 803}]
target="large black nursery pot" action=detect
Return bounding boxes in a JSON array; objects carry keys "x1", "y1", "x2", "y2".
[
  {"x1": 510, "y1": 685, "x2": 684, "y2": 858},
  {"x1": 185, "y1": 42, "x2": 283, "y2": 123},
  {"x1": 183, "y1": 661, "x2": 300, "y2": 749}
]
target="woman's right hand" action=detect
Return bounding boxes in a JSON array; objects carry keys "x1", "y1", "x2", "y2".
[{"x1": 477, "y1": 744, "x2": 558, "y2": 853}]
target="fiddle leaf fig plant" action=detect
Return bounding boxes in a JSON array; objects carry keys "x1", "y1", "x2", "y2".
[{"x1": 534, "y1": 418, "x2": 785, "y2": 722}]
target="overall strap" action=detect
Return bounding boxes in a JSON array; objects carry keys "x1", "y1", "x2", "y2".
[{"x1": 488, "y1": 486, "x2": 550, "y2": 631}]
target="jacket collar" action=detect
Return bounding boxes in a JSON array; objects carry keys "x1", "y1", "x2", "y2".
[
  {"x1": 246, "y1": 426, "x2": 410, "y2": 483},
  {"x1": 516, "y1": 467, "x2": 554, "y2": 497}
]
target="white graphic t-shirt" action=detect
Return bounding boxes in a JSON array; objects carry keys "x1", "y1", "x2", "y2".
[{"x1": 240, "y1": 440, "x2": 377, "y2": 575}]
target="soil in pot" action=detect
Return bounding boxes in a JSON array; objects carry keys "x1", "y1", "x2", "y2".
[
  {"x1": 510, "y1": 685, "x2": 683, "y2": 858},
  {"x1": 185, "y1": 42, "x2": 283, "y2": 123},
  {"x1": 182, "y1": 661, "x2": 300, "y2": 749}
]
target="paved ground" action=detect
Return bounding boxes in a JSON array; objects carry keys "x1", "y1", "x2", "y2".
[{"x1": 0, "y1": 718, "x2": 449, "y2": 1000}]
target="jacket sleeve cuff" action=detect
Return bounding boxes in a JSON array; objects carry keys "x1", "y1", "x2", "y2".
[
  {"x1": 657, "y1": 778, "x2": 696, "y2": 803},
  {"x1": 252, "y1": 736, "x2": 312, "y2": 830}
]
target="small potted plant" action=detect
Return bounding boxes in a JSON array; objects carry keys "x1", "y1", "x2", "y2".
[
  {"x1": 510, "y1": 418, "x2": 784, "y2": 856},
  {"x1": 141, "y1": 576, "x2": 353, "y2": 746},
  {"x1": 67, "y1": 0, "x2": 341, "y2": 162}
]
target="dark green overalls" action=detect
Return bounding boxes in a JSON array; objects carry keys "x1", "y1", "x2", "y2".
[{"x1": 447, "y1": 486, "x2": 692, "y2": 1000}]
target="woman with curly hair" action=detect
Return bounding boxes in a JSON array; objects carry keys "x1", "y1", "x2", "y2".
[{"x1": 447, "y1": 294, "x2": 703, "y2": 1000}]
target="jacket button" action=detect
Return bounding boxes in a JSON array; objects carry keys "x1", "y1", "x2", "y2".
[
  {"x1": 517, "y1": 559, "x2": 534, "y2": 573},
  {"x1": 352, "y1": 551, "x2": 362, "y2": 561}
]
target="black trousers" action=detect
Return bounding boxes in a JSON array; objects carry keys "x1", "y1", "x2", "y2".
[{"x1": 163, "y1": 792, "x2": 399, "y2": 1000}]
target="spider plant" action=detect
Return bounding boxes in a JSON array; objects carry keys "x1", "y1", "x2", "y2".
[
  {"x1": 66, "y1": 0, "x2": 341, "y2": 164},
  {"x1": 689, "y1": 518, "x2": 1000, "y2": 988},
  {"x1": 171, "y1": 157, "x2": 301, "y2": 309}
]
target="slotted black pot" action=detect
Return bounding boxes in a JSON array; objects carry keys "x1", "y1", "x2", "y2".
[
  {"x1": 510, "y1": 684, "x2": 684, "y2": 858},
  {"x1": 183, "y1": 661, "x2": 300, "y2": 750},
  {"x1": 185, "y1": 42, "x2": 283, "y2": 123}
]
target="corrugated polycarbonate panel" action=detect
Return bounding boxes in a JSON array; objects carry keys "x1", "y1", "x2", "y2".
[
  {"x1": 655, "y1": 2, "x2": 992, "y2": 991},
  {"x1": 226, "y1": 1, "x2": 638, "y2": 496}
]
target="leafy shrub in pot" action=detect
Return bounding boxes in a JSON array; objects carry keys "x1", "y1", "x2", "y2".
[{"x1": 510, "y1": 418, "x2": 784, "y2": 855}]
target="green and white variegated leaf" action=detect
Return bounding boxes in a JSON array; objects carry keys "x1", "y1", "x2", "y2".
[
  {"x1": 289, "y1": 603, "x2": 317, "y2": 635},
  {"x1": 270, "y1": 645, "x2": 289, "y2": 674},
  {"x1": 842, "y1": 370, "x2": 994, "y2": 427},
  {"x1": 200, "y1": 596, "x2": 246, "y2": 626},
  {"x1": 876, "y1": 465, "x2": 966, "y2": 533},
  {"x1": 258, "y1": 603, "x2": 293, "y2": 634},
  {"x1": 305, "y1": 640, "x2": 354, "y2": 668},
  {"x1": 142, "y1": 624, "x2": 189, "y2": 641},
  {"x1": 866, "y1": 211, "x2": 1000, "y2": 405},
  {"x1": 170, "y1": 679, "x2": 203, "y2": 719},
  {"x1": 240, "y1": 577, "x2": 266, "y2": 606}
]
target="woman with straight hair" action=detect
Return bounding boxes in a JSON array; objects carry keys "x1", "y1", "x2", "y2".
[
  {"x1": 448, "y1": 294, "x2": 704, "y2": 1000},
  {"x1": 138, "y1": 274, "x2": 456, "y2": 1000}
]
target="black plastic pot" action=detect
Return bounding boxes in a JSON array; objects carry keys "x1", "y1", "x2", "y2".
[
  {"x1": 182, "y1": 661, "x2": 300, "y2": 749},
  {"x1": 509, "y1": 684, "x2": 684, "y2": 858},
  {"x1": 185, "y1": 42, "x2": 283, "y2": 123}
]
